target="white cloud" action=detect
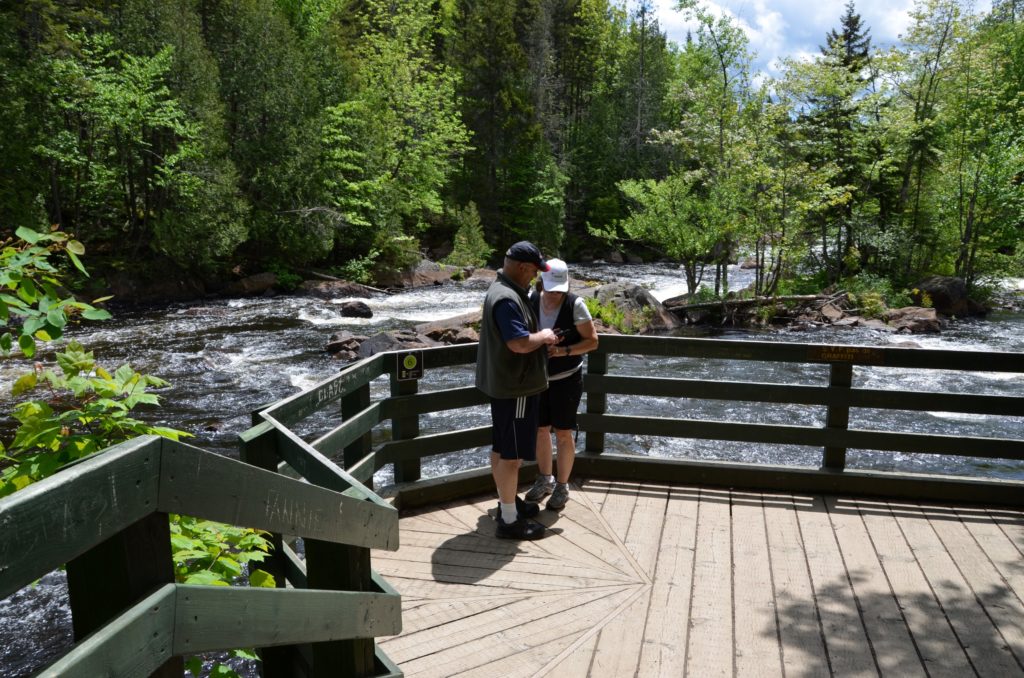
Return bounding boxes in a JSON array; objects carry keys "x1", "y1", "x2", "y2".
[{"x1": 654, "y1": 0, "x2": 992, "y2": 79}]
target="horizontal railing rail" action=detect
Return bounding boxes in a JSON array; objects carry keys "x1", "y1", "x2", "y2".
[
  {"x1": 0, "y1": 435, "x2": 401, "y2": 677},
  {"x1": 250, "y1": 335, "x2": 1022, "y2": 515}
]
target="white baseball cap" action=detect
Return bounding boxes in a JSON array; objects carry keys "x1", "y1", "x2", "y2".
[{"x1": 541, "y1": 258, "x2": 570, "y2": 292}]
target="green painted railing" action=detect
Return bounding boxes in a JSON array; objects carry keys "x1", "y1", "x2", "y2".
[
  {"x1": 255, "y1": 335, "x2": 1023, "y2": 514},
  {"x1": 0, "y1": 435, "x2": 401, "y2": 677}
]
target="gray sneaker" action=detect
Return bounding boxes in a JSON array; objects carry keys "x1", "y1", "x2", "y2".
[
  {"x1": 547, "y1": 483, "x2": 570, "y2": 511},
  {"x1": 524, "y1": 476, "x2": 555, "y2": 502}
]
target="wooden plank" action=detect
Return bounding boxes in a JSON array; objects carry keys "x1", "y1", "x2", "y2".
[
  {"x1": 684, "y1": 488, "x2": 734, "y2": 677},
  {"x1": 389, "y1": 374, "x2": 421, "y2": 483},
  {"x1": 342, "y1": 382, "x2": 373, "y2": 477},
  {"x1": 637, "y1": 485, "x2": 699, "y2": 677},
  {"x1": 621, "y1": 482, "x2": 668, "y2": 578},
  {"x1": 855, "y1": 499, "x2": 974, "y2": 677},
  {"x1": 587, "y1": 587, "x2": 652, "y2": 676},
  {"x1": 894, "y1": 503, "x2": 1023, "y2": 675},
  {"x1": 589, "y1": 375, "x2": 1023, "y2": 416},
  {"x1": 571, "y1": 452, "x2": 1024, "y2": 508},
  {"x1": 39, "y1": 584, "x2": 176, "y2": 678},
  {"x1": 960, "y1": 509, "x2": 1024, "y2": 603},
  {"x1": 825, "y1": 496, "x2": 926, "y2": 676},
  {"x1": 590, "y1": 374, "x2": 831, "y2": 405},
  {"x1": 172, "y1": 585, "x2": 401, "y2": 653},
  {"x1": 376, "y1": 426, "x2": 491, "y2": 465},
  {"x1": 310, "y1": 401, "x2": 382, "y2": 459},
  {"x1": 927, "y1": 507, "x2": 1024, "y2": 668},
  {"x1": 796, "y1": 495, "x2": 878, "y2": 676},
  {"x1": 379, "y1": 385, "x2": 488, "y2": 419},
  {"x1": 731, "y1": 491, "x2": 783, "y2": 677},
  {"x1": 762, "y1": 493, "x2": 831, "y2": 676},
  {"x1": 267, "y1": 419, "x2": 389, "y2": 508},
  {"x1": 66, "y1": 511, "x2": 175, "y2": 648},
  {"x1": 579, "y1": 413, "x2": 1024, "y2": 459},
  {"x1": 157, "y1": 440, "x2": 399, "y2": 551},
  {"x1": 595, "y1": 334, "x2": 1024, "y2": 372},
  {"x1": 0, "y1": 436, "x2": 161, "y2": 599}
]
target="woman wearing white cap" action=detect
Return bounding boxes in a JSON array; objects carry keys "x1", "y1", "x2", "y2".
[{"x1": 525, "y1": 259, "x2": 598, "y2": 510}]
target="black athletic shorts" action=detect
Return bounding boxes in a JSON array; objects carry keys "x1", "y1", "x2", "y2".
[
  {"x1": 490, "y1": 394, "x2": 540, "y2": 460},
  {"x1": 538, "y1": 368, "x2": 584, "y2": 430}
]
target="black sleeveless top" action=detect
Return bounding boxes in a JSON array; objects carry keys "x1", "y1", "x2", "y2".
[{"x1": 530, "y1": 291, "x2": 583, "y2": 377}]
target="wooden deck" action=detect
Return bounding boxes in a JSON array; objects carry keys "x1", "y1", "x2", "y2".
[{"x1": 374, "y1": 477, "x2": 1024, "y2": 677}]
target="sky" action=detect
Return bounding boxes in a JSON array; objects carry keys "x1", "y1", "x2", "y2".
[{"x1": 653, "y1": 0, "x2": 992, "y2": 79}]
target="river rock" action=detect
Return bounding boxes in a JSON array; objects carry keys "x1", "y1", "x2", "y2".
[
  {"x1": 339, "y1": 300, "x2": 372, "y2": 318},
  {"x1": 223, "y1": 272, "x2": 277, "y2": 297},
  {"x1": 820, "y1": 303, "x2": 845, "y2": 322},
  {"x1": 299, "y1": 279, "x2": 375, "y2": 299},
  {"x1": 884, "y1": 307, "x2": 940, "y2": 333},
  {"x1": 911, "y1": 276, "x2": 985, "y2": 317},
  {"x1": 357, "y1": 330, "x2": 440, "y2": 358},
  {"x1": 327, "y1": 330, "x2": 367, "y2": 354},
  {"x1": 593, "y1": 282, "x2": 680, "y2": 332},
  {"x1": 374, "y1": 259, "x2": 463, "y2": 289}
]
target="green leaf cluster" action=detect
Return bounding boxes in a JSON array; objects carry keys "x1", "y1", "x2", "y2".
[{"x1": 0, "y1": 227, "x2": 111, "y2": 359}]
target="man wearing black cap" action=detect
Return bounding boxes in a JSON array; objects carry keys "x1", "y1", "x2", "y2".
[{"x1": 476, "y1": 241, "x2": 560, "y2": 540}]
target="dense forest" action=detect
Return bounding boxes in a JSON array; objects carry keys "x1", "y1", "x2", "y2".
[{"x1": 1, "y1": 0, "x2": 1022, "y2": 299}]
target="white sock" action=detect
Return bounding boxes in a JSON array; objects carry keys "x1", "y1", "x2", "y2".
[
  {"x1": 500, "y1": 502, "x2": 518, "y2": 523},
  {"x1": 541, "y1": 474, "x2": 554, "y2": 484}
]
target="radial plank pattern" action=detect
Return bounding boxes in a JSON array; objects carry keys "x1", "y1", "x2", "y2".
[{"x1": 374, "y1": 479, "x2": 1024, "y2": 678}]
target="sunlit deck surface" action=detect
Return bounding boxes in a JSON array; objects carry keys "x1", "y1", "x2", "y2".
[{"x1": 374, "y1": 477, "x2": 1024, "y2": 677}]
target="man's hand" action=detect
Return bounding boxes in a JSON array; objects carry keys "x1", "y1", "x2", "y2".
[{"x1": 506, "y1": 328, "x2": 559, "y2": 353}]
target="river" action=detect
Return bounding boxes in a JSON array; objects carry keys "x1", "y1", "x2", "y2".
[{"x1": 1, "y1": 263, "x2": 1022, "y2": 676}]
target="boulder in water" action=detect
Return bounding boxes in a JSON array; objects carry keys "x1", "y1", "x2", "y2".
[
  {"x1": 912, "y1": 276, "x2": 985, "y2": 317},
  {"x1": 591, "y1": 282, "x2": 680, "y2": 332},
  {"x1": 299, "y1": 279, "x2": 376, "y2": 299},
  {"x1": 883, "y1": 307, "x2": 941, "y2": 333},
  {"x1": 223, "y1": 272, "x2": 277, "y2": 297},
  {"x1": 339, "y1": 300, "x2": 372, "y2": 318}
]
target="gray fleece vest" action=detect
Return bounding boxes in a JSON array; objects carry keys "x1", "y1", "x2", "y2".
[{"x1": 475, "y1": 271, "x2": 548, "y2": 399}]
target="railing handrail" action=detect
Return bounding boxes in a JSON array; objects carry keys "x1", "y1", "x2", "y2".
[
  {"x1": 0, "y1": 435, "x2": 401, "y2": 677},
  {"x1": 257, "y1": 335, "x2": 1022, "y2": 511}
]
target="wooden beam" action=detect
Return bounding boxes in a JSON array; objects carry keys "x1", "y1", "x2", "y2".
[
  {"x1": 0, "y1": 436, "x2": 161, "y2": 600},
  {"x1": 40, "y1": 584, "x2": 177, "y2": 677},
  {"x1": 171, "y1": 585, "x2": 401, "y2": 654},
  {"x1": 570, "y1": 452, "x2": 1024, "y2": 507},
  {"x1": 158, "y1": 440, "x2": 399, "y2": 551}
]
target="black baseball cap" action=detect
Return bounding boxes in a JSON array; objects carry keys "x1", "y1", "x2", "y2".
[{"x1": 506, "y1": 241, "x2": 549, "y2": 271}]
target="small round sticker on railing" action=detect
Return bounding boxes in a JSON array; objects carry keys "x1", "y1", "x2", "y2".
[{"x1": 398, "y1": 351, "x2": 423, "y2": 381}]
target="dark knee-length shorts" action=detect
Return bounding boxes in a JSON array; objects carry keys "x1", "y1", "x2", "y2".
[{"x1": 490, "y1": 394, "x2": 540, "y2": 460}]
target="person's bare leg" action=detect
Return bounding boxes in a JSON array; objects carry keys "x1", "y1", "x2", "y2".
[
  {"x1": 553, "y1": 429, "x2": 575, "y2": 484},
  {"x1": 494, "y1": 457, "x2": 522, "y2": 505},
  {"x1": 535, "y1": 426, "x2": 554, "y2": 476}
]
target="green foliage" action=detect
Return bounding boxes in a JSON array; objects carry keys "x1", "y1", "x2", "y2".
[
  {"x1": 582, "y1": 296, "x2": 651, "y2": 334},
  {"x1": 266, "y1": 262, "x2": 303, "y2": 292},
  {"x1": 0, "y1": 227, "x2": 111, "y2": 359},
  {"x1": 170, "y1": 514, "x2": 275, "y2": 587},
  {"x1": 0, "y1": 341, "x2": 186, "y2": 497},
  {"x1": 442, "y1": 202, "x2": 493, "y2": 268}
]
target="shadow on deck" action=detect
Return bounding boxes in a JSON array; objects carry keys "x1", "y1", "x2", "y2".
[{"x1": 376, "y1": 477, "x2": 1024, "y2": 678}]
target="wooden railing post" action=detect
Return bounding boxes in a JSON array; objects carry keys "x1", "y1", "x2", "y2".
[
  {"x1": 343, "y1": 383, "x2": 373, "y2": 487},
  {"x1": 390, "y1": 372, "x2": 421, "y2": 483},
  {"x1": 238, "y1": 423, "x2": 293, "y2": 676},
  {"x1": 305, "y1": 540, "x2": 376, "y2": 677},
  {"x1": 822, "y1": 362, "x2": 853, "y2": 471},
  {"x1": 65, "y1": 513, "x2": 182, "y2": 677},
  {"x1": 585, "y1": 350, "x2": 607, "y2": 454}
]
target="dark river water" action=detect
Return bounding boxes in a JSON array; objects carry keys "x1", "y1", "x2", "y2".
[{"x1": 1, "y1": 263, "x2": 1022, "y2": 676}]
